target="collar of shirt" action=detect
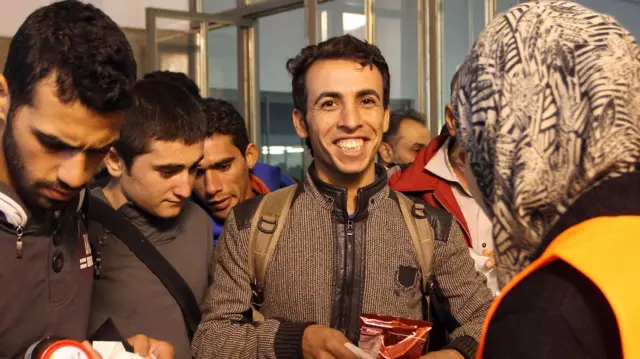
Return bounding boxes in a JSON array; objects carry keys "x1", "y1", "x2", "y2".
[{"x1": 424, "y1": 137, "x2": 471, "y2": 196}]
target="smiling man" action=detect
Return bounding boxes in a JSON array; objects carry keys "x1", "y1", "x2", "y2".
[
  {"x1": 192, "y1": 35, "x2": 493, "y2": 359},
  {"x1": 88, "y1": 78, "x2": 213, "y2": 359}
]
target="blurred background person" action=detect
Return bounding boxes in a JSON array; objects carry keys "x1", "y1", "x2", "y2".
[
  {"x1": 378, "y1": 108, "x2": 431, "y2": 172},
  {"x1": 390, "y1": 73, "x2": 497, "y2": 295}
]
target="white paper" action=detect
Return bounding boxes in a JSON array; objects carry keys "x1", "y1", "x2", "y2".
[
  {"x1": 93, "y1": 341, "x2": 145, "y2": 359},
  {"x1": 345, "y1": 342, "x2": 376, "y2": 359}
]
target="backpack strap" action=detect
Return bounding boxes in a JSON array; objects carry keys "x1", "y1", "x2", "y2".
[
  {"x1": 248, "y1": 185, "x2": 298, "y2": 322},
  {"x1": 396, "y1": 192, "x2": 435, "y2": 293}
]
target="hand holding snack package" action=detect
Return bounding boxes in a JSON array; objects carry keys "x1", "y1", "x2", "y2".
[{"x1": 355, "y1": 314, "x2": 432, "y2": 359}]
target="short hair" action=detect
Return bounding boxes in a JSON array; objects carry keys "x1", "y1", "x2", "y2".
[
  {"x1": 200, "y1": 98, "x2": 250, "y2": 153},
  {"x1": 143, "y1": 71, "x2": 201, "y2": 100},
  {"x1": 383, "y1": 108, "x2": 427, "y2": 143},
  {"x1": 287, "y1": 34, "x2": 390, "y2": 114},
  {"x1": 286, "y1": 34, "x2": 391, "y2": 154},
  {"x1": 114, "y1": 79, "x2": 207, "y2": 168},
  {"x1": 4, "y1": 0, "x2": 136, "y2": 118}
]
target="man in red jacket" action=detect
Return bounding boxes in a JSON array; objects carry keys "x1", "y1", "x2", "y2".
[{"x1": 389, "y1": 74, "x2": 498, "y2": 294}]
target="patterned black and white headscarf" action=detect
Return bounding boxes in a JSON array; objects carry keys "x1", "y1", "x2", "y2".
[{"x1": 454, "y1": 0, "x2": 640, "y2": 287}]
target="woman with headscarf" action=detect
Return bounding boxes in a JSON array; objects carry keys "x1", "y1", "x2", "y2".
[{"x1": 453, "y1": 1, "x2": 640, "y2": 358}]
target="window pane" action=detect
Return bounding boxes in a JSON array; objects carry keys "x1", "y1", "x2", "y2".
[
  {"x1": 375, "y1": 0, "x2": 418, "y2": 111},
  {"x1": 203, "y1": 0, "x2": 236, "y2": 13},
  {"x1": 574, "y1": 0, "x2": 640, "y2": 40},
  {"x1": 318, "y1": 0, "x2": 366, "y2": 41},
  {"x1": 257, "y1": 9, "x2": 308, "y2": 180},
  {"x1": 442, "y1": 0, "x2": 485, "y2": 110},
  {"x1": 208, "y1": 26, "x2": 239, "y2": 108},
  {"x1": 497, "y1": 0, "x2": 520, "y2": 14}
]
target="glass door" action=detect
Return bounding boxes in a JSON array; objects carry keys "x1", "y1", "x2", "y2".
[{"x1": 145, "y1": 8, "x2": 251, "y2": 98}]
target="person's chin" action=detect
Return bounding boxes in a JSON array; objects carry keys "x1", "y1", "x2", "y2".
[
  {"x1": 156, "y1": 203, "x2": 185, "y2": 219},
  {"x1": 328, "y1": 152, "x2": 375, "y2": 176}
]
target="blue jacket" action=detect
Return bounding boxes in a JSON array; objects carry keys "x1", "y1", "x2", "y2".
[{"x1": 192, "y1": 162, "x2": 296, "y2": 244}]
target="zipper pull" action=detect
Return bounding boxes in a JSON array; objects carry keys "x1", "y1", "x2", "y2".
[
  {"x1": 346, "y1": 220, "x2": 355, "y2": 236},
  {"x1": 16, "y1": 226, "x2": 24, "y2": 259}
]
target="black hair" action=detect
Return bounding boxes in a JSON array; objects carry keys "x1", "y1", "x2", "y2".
[
  {"x1": 383, "y1": 108, "x2": 427, "y2": 143},
  {"x1": 3, "y1": 0, "x2": 137, "y2": 118},
  {"x1": 143, "y1": 71, "x2": 201, "y2": 100},
  {"x1": 114, "y1": 79, "x2": 207, "y2": 168},
  {"x1": 200, "y1": 97, "x2": 250, "y2": 153},
  {"x1": 286, "y1": 34, "x2": 391, "y2": 154}
]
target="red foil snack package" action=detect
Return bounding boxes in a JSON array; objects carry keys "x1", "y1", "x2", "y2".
[{"x1": 358, "y1": 314, "x2": 432, "y2": 359}]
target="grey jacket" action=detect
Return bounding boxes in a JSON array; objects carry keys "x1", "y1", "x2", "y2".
[
  {"x1": 0, "y1": 182, "x2": 93, "y2": 358},
  {"x1": 88, "y1": 189, "x2": 214, "y2": 359},
  {"x1": 192, "y1": 166, "x2": 493, "y2": 359}
]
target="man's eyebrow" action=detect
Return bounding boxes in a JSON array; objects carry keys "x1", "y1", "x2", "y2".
[
  {"x1": 211, "y1": 157, "x2": 235, "y2": 167},
  {"x1": 33, "y1": 129, "x2": 115, "y2": 151},
  {"x1": 356, "y1": 89, "x2": 381, "y2": 100},
  {"x1": 313, "y1": 91, "x2": 342, "y2": 106},
  {"x1": 33, "y1": 129, "x2": 79, "y2": 150},
  {"x1": 152, "y1": 164, "x2": 186, "y2": 172}
]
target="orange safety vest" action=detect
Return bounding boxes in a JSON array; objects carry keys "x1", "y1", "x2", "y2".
[{"x1": 477, "y1": 216, "x2": 640, "y2": 359}]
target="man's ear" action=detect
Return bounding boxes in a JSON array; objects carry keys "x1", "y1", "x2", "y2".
[
  {"x1": 383, "y1": 107, "x2": 390, "y2": 133},
  {"x1": 244, "y1": 142, "x2": 259, "y2": 170},
  {"x1": 0, "y1": 75, "x2": 10, "y2": 123},
  {"x1": 293, "y1": 108, "x2": 309, "y2": 139},
  {"x1": 444, "y1": 104, "x2": 457, "y2": 137},
  {"x1": 104, "y1": 147, "x2": 125, "y2": 178},
  {"x1": 378, "y1": 142, "x2": 394, "y2": 166}
]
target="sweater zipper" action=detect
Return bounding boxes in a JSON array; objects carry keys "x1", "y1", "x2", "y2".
[
  {"x1": 340, "y1": 219, "x2": 356, "y2": 332},
  {"x1": 16, "y1": 226, "x2": 24, "y2": 259}
]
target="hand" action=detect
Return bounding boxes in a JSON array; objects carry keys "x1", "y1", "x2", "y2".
[
  {"x1": 420, "y1": 349, "x2": 465, "y2": 359},
  {"x1": 482, "y1": 249, "x2": 495, "y2": 269},
  {"x1": 81, "y1": 341, "x2": 103, "y2": 359},
  {"x1": 127, "y1": 334, "x2": 175, "y2": 359},
  {"x1": 302, "y1": 325, "x2": 360, "y2": 359}
]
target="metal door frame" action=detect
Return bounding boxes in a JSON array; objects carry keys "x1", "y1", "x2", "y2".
[{"x1": 145, "y1": 8, "x2": 252, "y2": 98}]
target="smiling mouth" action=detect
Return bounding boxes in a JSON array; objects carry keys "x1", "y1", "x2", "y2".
[{"x1": 334, "y1": 138, "x2": 367, "y2": 153}]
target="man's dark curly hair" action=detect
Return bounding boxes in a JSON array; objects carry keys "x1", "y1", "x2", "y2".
[
  {"x1": 3, "y1": 0, "x2": 137, "y2": 118},
  {"x1": 286, "y1": 34, "x2": 390, "y2": 154},
  {"x1": 143, "y1": 71, "x2": 201, "y2": 100},
  {"x1": 114, "y1": 79, "x2": 207, "y2": 169},
  {"x1": 201, "y1": 98, "x2": 250, "y2": 154},
  {"x1": 286, "y1": 34, "x2": 390, "y2": 115}
]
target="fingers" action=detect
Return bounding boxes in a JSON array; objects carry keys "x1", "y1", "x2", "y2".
[
  {"x1": 482, "y1": 249, "x2": 495, "y2": 269},
  {"x1": 81, "y1": 341, "x2": 103, "y2": 359},
  {"x1": 149, "y1": 339, "x2": 175, "y2": 359},
  {"x1": 128, "y1": 334, "x2": 151, "y2": 358}
]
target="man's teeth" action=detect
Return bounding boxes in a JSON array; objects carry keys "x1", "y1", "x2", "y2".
[{"x1": 336, "y1": 139, "x2": 364, "y2": 150}]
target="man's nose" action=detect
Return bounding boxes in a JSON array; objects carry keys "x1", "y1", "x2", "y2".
[
  {"x1": 337, "y1": 103, "x2": 363, "y2": 131},
  {"x1": 205, "y1": 170, "x2": 223, "y2": 195},
  {"x1": 174, "y1": 171, "x2": 194, "y2": 199},
  {"x1": 57, "y1": 152, "x2": 91, "y2": 190}
]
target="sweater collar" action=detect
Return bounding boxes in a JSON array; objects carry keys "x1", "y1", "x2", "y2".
[
  {"x1": 91, "y1": 188, "x2": 180, "y2": 244},
  {"x1": 304, "y1": 163, "x2": 390, "y2": 221}
]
